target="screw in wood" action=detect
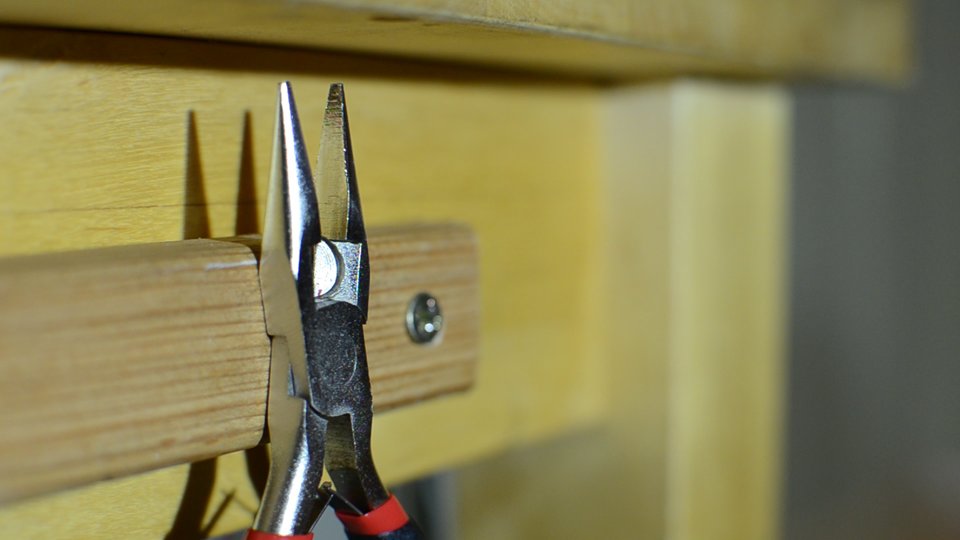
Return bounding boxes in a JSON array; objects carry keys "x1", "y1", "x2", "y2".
[{"x1": 406, "y1": 292, "x2": 443, "y2": 344}]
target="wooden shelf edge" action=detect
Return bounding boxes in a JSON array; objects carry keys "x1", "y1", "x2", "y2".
[{"x1": 0, "y1": 0, "x2": 910, "y2": 81}]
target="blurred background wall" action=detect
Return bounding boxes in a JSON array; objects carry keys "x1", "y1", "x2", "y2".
[{"x1": 786, "y1": 0, "x2": 960, "y2": 538}]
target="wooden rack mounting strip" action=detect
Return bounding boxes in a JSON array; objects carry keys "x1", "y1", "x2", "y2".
[{"x1": 0, "y1": 223, "x2": 479, "y2": 503}]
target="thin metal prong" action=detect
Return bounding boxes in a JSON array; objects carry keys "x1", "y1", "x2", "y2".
[
  {"x1": 253, "y1": 81, "x2": 330, "y2": 537},
  {"x1": 275, "y1": 81, "x2": 322, "y2": 283},
  {"x1": 261, "y1": 82, "x2": 321, "y2": 397},
  {"x1": 316, "y1": 83, "x2": 370, "y2": 320},
  {"x1": 317, "y1": 83, "x2": 366, "y2": 244}
]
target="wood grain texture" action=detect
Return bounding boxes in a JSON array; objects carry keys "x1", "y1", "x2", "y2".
[
  {"x1": 0, "y1": 0, "x2": 910, "y2": 81},
  {"x1": 0, "y1": 224, "x2": 479, "y2": 503},
  {"x1": 458, "y1": 81, "x2": 787, "y2": 539},
  {"x1": 0, "y1": 30, "x2": 607, "y2": 537}
]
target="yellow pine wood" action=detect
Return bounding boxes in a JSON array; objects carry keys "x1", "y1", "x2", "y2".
[
  {"x1": 0, "y1": 0, "x2": 909, "y2": 81},
  {"x1": 0, "y1": 239, "x2": 267, "y2": 503},
  {"x1": 0, "y1": 29, "x2": 607, "y2": 537},
  {"x1": 0, "y1": 224, "x2": 479, "y2": 503},
  {"x1": 457, "y1": 81, "x2": 787, "y2": 539},
  {"x1": 0, "y1": 451, "x2": 263, "y2": 539},
  {"x1": 362, "y1": 224, "x2": 479, "y2": 408},
  {"x1": 666, "y1": 84, "x2": 786, "y2": 540},
  {"x1": 0, "y1": 26, "x2": 790, "y2": 540}
]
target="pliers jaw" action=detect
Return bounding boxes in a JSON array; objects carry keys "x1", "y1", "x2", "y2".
[
  {"x1": 251, "y1": 82, "x2": 394, "y2": 538},
  {"x1": 252, "y1": 81, "x2": 330, "y2": 536},
  {"x1": 315, "y1": 83, "x2": 370, "y2": 322}
]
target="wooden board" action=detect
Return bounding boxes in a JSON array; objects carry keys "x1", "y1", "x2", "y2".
[
  {"x1": 0, "y1": 28, "x2": 609, "y2": 537},
  {"x1": 457, "y1": 81, "x2": 787, "y2": 539},
  {"x1": 0, "y1": 224, "x2": 479, "y2": 503},
  {"x1": 0, "y1": 0, "x2": 910, "y2": 81},
  {"x1": 0, "y1": 24, "x2": 791, "y2": 540}
]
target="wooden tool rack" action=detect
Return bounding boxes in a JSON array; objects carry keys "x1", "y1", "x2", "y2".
[{"x1": 0, "y1": 2, "x2": 908, "y2": 538}]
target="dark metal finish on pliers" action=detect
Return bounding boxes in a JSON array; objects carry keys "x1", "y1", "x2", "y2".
[{"x1": 246, "y1": 83, "x2": 422, "y2": 540}]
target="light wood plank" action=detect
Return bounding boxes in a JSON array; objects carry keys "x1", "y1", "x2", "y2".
[
  {"x1": 666, "y1": 83, "x2": 786, "y2": 540},
  {"x1": 0, "y1": 0, "x2": 910, "y2": 81},
  {"x1": 0, "y1": 224, "x2": 479, "y2": 503},
  {"x1": 457, "y1": 81, "x2": 787, "y2": 539},
  {"x1": 0, "y1": 30, "x2": 608, "y2": 537}
]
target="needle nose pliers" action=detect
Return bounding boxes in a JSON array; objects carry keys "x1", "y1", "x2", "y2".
[{"x1": 246, "y1": 82, "x2": 424, "y2": 540}]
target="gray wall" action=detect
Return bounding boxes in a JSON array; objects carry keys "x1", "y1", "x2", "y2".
[{"x1": 787, "y1": 0, "x2": 960, "y2": 538}]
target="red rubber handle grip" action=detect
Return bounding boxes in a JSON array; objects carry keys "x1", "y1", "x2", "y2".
[
  {"x1": 245, "y1": 530, "x2": 314, "y2": 540},
  {"x1": 335, "y1": 494, "x2": 410, "y2": 536}
]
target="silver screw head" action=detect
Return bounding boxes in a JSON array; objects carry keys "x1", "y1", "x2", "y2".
[{"x1": 406, "y1": 292, "x2": 443, "y2": 344}]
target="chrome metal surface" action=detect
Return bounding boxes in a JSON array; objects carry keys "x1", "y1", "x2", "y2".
[
  {"x1": 322, "y1": 240, "x2": 362, "y2": 307},
  {"x1": 316, "y1": 83, "x2": 370, "y2": 321},
  {"x1": 406, "y1": 293, "x2": 444, "y2": 344},
  {"x1": 312, "y1": 239, "x2": 340, "y2": 298},
  {"x1": 254, "y1": 82, "x2": 326, "y2": 535},
  {"x1": 253, "y1": 82, "x2": 390, "y2": 535}
]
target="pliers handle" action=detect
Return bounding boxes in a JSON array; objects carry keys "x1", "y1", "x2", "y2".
[
  {"x1": 334, "y1": 494, "x2": 425, "y2": 539},
  {"x1": 248, "y1": 493, "x2": 423, "y2": 539}
]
